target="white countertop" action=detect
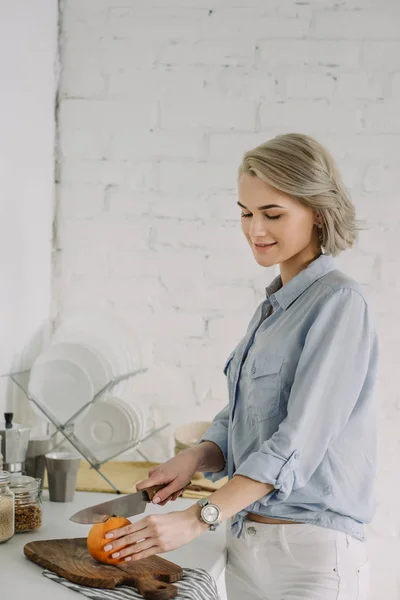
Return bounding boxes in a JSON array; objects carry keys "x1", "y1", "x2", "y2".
[{"x1": 0, "y1": 490, "x2": 227, "y2": 599}]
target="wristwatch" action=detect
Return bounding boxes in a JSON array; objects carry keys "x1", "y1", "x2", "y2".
[{"x1": 197, "y1": 498, "x2": 222, "y2": 531}]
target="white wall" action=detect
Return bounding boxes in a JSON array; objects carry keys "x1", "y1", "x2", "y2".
[
  {"x1": 57, "y1": 1, "x2": 400, "y2": 597},
  {"x1": 0, "y1": 2, "x2": 58, "y2": 421}
]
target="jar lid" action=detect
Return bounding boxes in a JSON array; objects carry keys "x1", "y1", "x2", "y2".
[
  {"x1": 10, "y1": 474, "x2": 39, "y2": 495},
  {"x1": 0, "y1": 470, "x2": 11, "y2": 485}
]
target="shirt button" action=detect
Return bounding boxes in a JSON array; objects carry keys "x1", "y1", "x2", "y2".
[
  {"x1": 247, "y1": 526, "x2": 257, "y2": 536},
  {"x1": 251, "y1": 366, "x2": 256, "y2": 374}
]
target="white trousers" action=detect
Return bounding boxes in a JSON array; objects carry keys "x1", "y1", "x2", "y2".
[{"x1": 225, "y1": 519, "x2": 370, "y2": 600}]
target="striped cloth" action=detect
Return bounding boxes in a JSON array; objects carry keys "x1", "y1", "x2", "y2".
[{"x1": 42, "y1": 568, "x2": 220, "y2": 600}]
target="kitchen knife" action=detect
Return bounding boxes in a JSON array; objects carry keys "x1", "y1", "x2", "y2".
[{"x1": 69, "y1": 484, "x2": 188, "y2": 524}]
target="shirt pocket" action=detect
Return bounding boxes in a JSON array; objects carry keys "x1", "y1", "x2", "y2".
[{"x1": 248, "y1": 354, "x2": 284, "y2": 421}]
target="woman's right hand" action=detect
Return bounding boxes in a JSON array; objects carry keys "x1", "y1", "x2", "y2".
[{"x1": 136, "y1": 447, "x2": 201, "y2": 506}]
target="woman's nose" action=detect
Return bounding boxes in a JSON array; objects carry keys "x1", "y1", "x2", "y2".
[{"x1": 249, "y1": 216, "x2": 268, "y2": 238}]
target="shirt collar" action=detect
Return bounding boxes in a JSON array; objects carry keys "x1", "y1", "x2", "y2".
[{"x1": 265, "y1": 254, "x2": 336, "y2": 311}]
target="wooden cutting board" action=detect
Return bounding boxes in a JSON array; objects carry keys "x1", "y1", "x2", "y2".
[{"x1": 24, "y1": 538, "x2": 182, "y2": 600}]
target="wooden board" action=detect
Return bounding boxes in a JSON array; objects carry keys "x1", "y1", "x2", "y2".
[{"x1": 24, "y1": 538, "x2": 183, "y2": 600}]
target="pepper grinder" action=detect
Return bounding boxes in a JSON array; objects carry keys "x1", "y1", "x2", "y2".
[{"x1": 0, "y1": 413, "x2": 31, "y2": 475}]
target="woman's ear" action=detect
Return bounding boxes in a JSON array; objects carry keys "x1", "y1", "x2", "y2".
[{"x1": 313, "y1": 212, "x2": 323, "y2": 228}]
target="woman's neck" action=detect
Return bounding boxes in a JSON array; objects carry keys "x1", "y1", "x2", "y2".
[{"x1": 279, "y1": 248, "x2": 322, "y2": 286}]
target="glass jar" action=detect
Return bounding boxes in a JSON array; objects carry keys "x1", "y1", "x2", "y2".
[
  {"x1": 10, "y1": 474, "x2": 42, "y2": 533},
  {"x1": 0, "y1": 471, "x2": 15, "y2": 543}
]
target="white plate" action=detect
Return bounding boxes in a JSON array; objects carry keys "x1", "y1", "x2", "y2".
[
  {"x1": 73, "y1": 397, "x2": 135, "y2": 461},
  {"x1": 110, "y1": 397, "x2": 141, "y2": 442},
  {"x1": 28, "y1": 358, "x2": 94, "y2": 425},
  {"x1": 36, "y1": 342, "x2": 111, "y2": 396},
  {"x1": 53, "y1": 309, "x2": 142, "y2": 397}
]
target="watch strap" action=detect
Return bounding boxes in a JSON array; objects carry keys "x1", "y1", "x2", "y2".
[{"x1": 197, "y1": 498, "x2": 209, "y2": 508}]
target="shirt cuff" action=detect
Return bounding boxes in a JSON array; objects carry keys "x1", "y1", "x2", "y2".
[
  {"x1": 234, "y1": 449, "x2": 300, "y2": 503},
  {"x1": 197, "y1": 426, "x2": 228, "y2": 482}
]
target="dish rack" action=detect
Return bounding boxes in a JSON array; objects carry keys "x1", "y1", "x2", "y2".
[{"x1": 6, "y1": 369, "x2": 170, "y2": 494}]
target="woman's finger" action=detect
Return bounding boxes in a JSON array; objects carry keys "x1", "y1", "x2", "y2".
[
  {"x1": 127, "y1": 545, "x2": 161, "y2": 562},
  {"x1": 105, "y1": 518, "x2": 147, "y2": 543},
  {"x1": 150, "y1": 482, "x2": 183, "y2": 504},
  {"x1": 158, "y1": 495, "x2": 173, "y2": 506},
  {"x1": 136, "y1": 471, "x2": 167, "y2": 491},
  {"x1": 111, "y1": 537, "x2": 154, "y2": 561}
]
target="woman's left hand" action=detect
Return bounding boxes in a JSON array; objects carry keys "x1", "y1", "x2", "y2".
[{"x1": 102, "y1": 506, "x2": 208, "y2": 562}]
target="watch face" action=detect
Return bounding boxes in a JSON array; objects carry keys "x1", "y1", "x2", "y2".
[{"x1": 202, "y1": 504, "x2": 220, "y2": 524}]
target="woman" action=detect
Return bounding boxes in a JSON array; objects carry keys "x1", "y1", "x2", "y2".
[{"x1": 102, "y1": 133, "x2": 378, "y2": 600}]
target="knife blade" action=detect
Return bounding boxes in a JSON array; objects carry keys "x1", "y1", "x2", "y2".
[{"x1": 69, "y1": 484, "x2": 187, "y2": 524}]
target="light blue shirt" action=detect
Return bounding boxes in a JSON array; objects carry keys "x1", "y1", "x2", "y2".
[{"x1": 200, "y1": 254, "x2": 378, "y2": 541}]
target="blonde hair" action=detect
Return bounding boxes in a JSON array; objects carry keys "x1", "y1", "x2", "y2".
[{"x1": 238, "y1": 133, "x2": 360, "y2": 256}]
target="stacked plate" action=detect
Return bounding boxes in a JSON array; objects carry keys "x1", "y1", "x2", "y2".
[{"x1": 27, "y1": 309, "x2": 147, "y2": 461}]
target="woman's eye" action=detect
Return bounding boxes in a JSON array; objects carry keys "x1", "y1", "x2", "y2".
[{"x1": 240, "y1": 212, "x2": 281, "y2": 220}]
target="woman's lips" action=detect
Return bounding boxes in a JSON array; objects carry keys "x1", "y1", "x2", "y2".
[{"x1": 253, "y1": 242, "x2": 277, "y2": 252}]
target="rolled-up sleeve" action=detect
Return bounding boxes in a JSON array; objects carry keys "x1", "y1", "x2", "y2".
[
  {"x1": 197, "y1": 404, "x2": 229, "y2": 482},
  {"x1": 235, "y1": 288, "x2": 376, "y2": 503}
]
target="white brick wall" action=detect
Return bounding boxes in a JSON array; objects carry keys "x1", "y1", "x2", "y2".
[{"x1": 57, "y1": 1, "x2": 400, "y2": 596}]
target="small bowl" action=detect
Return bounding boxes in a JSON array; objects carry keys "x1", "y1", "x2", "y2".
[
  {"x1": 173, "y1": 421, "x2": 212, "y2": 481},
  {"x1": 174, "y1": 421, "x2": 212, "y2": 448}
]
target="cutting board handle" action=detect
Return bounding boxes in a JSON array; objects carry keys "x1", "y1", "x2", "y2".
[{"x1": 135, "y1": 575, "x2": 178, "y2": 599}]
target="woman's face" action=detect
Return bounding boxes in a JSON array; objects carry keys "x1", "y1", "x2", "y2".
[{"x1": 238, "y1": 173, "x2": 320, "y2": 269}]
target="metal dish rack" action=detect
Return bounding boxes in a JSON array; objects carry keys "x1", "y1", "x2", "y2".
[{"x1": 6, "y1": 368, "x2": 170, "y2": 493}]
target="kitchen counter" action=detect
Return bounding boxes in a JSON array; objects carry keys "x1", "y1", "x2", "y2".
[{"x1": 0, "y1": 490, "x2": 227, "y2": 599}]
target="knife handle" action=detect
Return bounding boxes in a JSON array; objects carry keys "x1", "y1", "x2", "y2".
[
  {"x1": 142, "y1": 482, "x2": 192, "y2": 502},
  {"x1": 142, "y1": 484, "x2": 165, "y2": 501}
]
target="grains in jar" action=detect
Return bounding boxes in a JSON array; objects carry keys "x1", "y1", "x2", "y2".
[
  {"x1": 0, "y1": 471, "x2": 15, "y2": 543},
  {"x1": 10, "y1": 475, "x2": 42, "y2": 533}
]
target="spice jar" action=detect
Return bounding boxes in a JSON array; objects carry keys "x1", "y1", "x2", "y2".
[
  {"x1": 0, "y1": 470, "x2": 15, "y2": 543},
  {"x1": 10, "y1": 474, "x2": 42, "y2": 533}
]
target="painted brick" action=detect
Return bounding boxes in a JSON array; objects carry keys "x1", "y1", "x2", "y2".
[
  {"x1": 260, "y1": 100, "x2": 364, "y2": 133},
  {"x1": 334, "y1": 71, "x2": 385, "y2": 99},
  {"x1": 158, "y1": 161, "x2": 235, "y2": 193},
  {"x1": 361, "y1": 41, "x2": 400, "y2": 70},
  {"x1": 363, "y1": 163, "x2": 400, "y2": 193},
  {"x1": 57, "y1": 183, "x2": 105, "y2": 219},
  {"x1": 257, "y1": 40, "x2": 361, "y2": 68},
  {"x1": 107, "y1": 130, "x2": 205, "y2": 162},
  {"x1": 314, "y1": 9, "x2": 400, "y2": 40},
  {"x1": 364, "y1": 101, "x2": 400, "y2": 133},
  {"x1": 285, "y1": 71, "x2": 336, "y2": 99},
  {"x1": 160, "y1": 93, "x2": 256, "y2": 131},
  {"x1": 160, "y1": 39, "x2": 256, "y2": 68}
]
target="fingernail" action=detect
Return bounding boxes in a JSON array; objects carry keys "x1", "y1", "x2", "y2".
[
  {"x1": 125, "y1": 556, "x2": 132, "y2": 562},
  {"x1": 153, "y1": 496, "x2": 161, "y2": 504},
  {"x1": 105, "y1": 533, "x2": 114, "y2": 539},
  {"x1": 111, "y1": 552, "x2": 120, "y2": 559},
  {"x1": 104, "y1": 544, "x2": 112, "y2": 552}
]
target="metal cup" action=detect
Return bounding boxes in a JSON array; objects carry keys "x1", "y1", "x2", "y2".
[{"x1": 44, "y1": 452, "x2": 81, "y2": 502}]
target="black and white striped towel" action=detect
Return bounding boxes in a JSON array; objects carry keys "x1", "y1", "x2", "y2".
[{"x1": 42, "y1": 568, "x2": 221, "y2": 600}]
